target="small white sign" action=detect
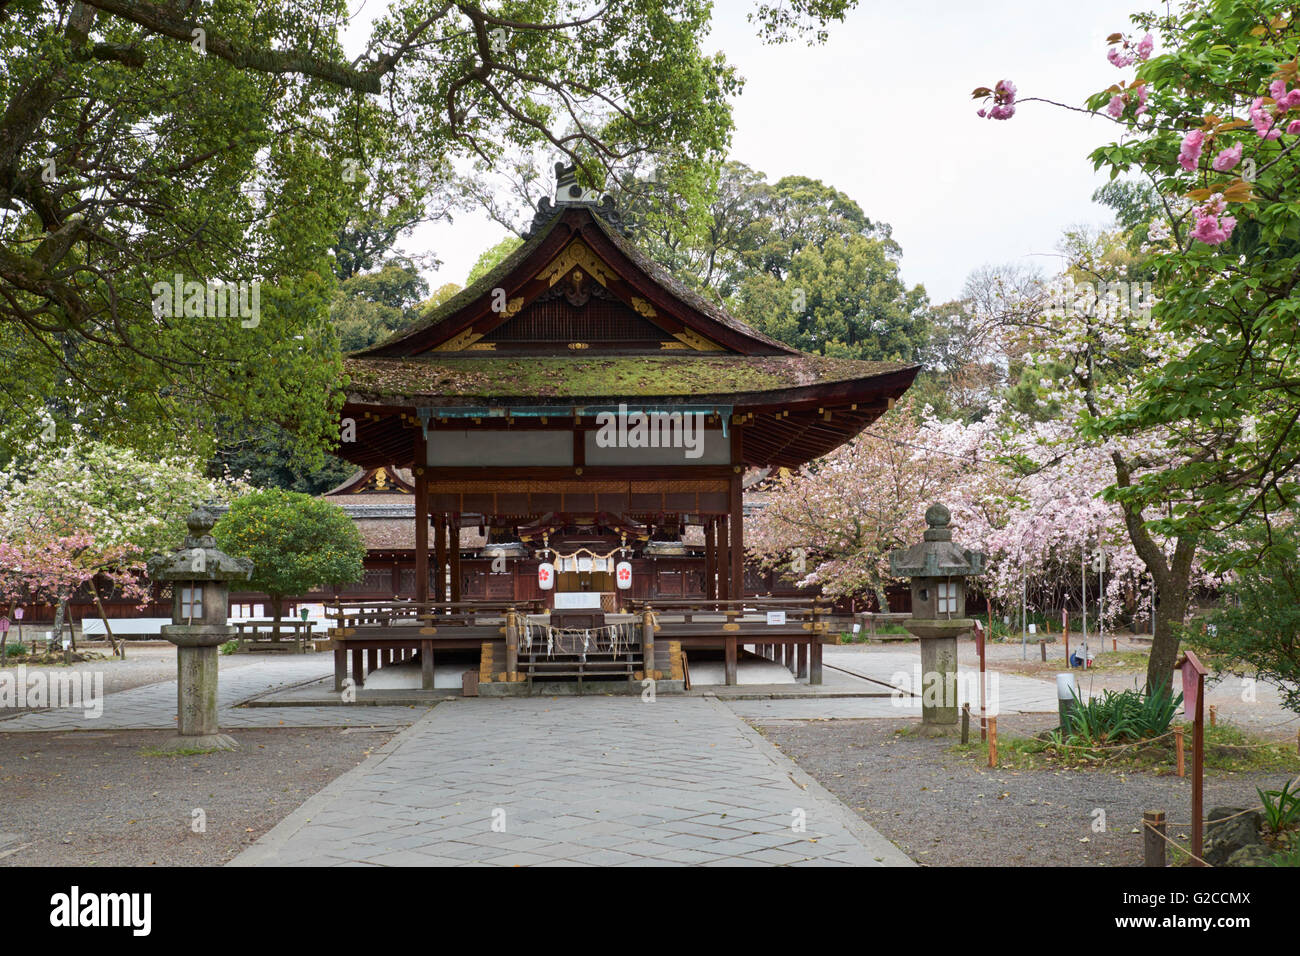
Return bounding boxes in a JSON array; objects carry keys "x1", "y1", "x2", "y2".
[
  {"x1": 852, "y1": 622, "x2": 861, "y2": 633},
  {"x1": 766, "y1": 611, "x2": 786, "y2": 626},
  {"x1": 1028, "y1": 623, "x2": 1037, "y2": 635},
  {"x1": 61, "y1": 635, "x2": 71, "y2": 649}
]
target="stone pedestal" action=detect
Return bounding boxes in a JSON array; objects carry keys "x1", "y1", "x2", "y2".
[
  {"x1": 158, "y1": 626, "x2": 238, "y2": 752},
  {"x1": 906, "y1": 620, "x2": 970, "y2": 735}
]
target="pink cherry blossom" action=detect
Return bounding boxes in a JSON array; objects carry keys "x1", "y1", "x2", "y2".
[
  {"x1": 1106, "y1": 94, "x2": 1125, "y2": 118},
  {"x1": 979, "y1": 79, "x2": 1017, "y2": 120},
  {"x1": 1108, "y1": 47, "x2": 1134, "y2": 68},
  {"x1": 1133, "y1": 83, "x2": 1149, "y2": 116},
  {"x1": 1136, "y1": 33, "x2": 1154, "y2": 60},
  {"x1": 1289, "y1": 120, "x2": 1300, "y2": 135},
  {"x1": 1178, "y1": 129, "x2": 1205, "y2": 171},
  {"x1": 1250, "y1": 97, "x2": 1281, "y2": 139},
  {"x1": 1190, "y1": 211, "x2": 1236, "y2": 245},
  {"x1": 1268, "y1": 80, "x2": 1300, "y2": 111},
  {"x1": 1212, "y1": 142, "x2": 1243, "y2": 171}
]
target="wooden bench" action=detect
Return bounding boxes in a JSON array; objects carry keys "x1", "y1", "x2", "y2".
[{"x1": 233, "y1": 620, "x2": 315, "y2": 653}]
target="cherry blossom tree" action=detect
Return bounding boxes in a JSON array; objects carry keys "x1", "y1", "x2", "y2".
[
  {"x1": 971, "y1": 1, "x2": 1300, "y2": 690},
  {"x1": 746, "y1": 404, "x2": 978, "y2": 609},
  {"x1": 0, "y1": 442, "x2": 246, "y2": 646}
]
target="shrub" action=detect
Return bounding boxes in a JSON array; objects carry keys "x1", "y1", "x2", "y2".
[
  {"x1": 1258, "y1": 780, "x2": 1300, "y2": 834},
  {"x1": 1062, "y1": 685, "x2": 1182, "y2": 747}
]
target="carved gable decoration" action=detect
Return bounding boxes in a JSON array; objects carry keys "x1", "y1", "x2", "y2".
[{"x1": 537, "y1": 240, "x2": 615, "y2": 289}]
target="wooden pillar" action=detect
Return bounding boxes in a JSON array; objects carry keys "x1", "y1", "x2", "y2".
[
  {"x1": 797, "y1": 641, "x2": 808, "y2": 679},
  {"x1": 641, "y1": 607, "x2": 656, "y2": 681},
  {"x1": 449, "y1": 516, "x2": 462, "y2": 602},
  {"x1": 717, "y1": 515, "x2": 730, "y2": 600},
  {"x1": 414, "y1": 469, "x2": 429, "y2": 603},
  {"x1": 505, "y1": 608, "x2": 519, "y2": 679},
  {"x1": 433, "y1": 513, "x2": 448, "y2": 603},
  {"x1": 729, "y1": 471, "x2": 744, "y2": 602},
  {"x1": 704, "y1": 520, "x2": 716, "y2": 600},
  {"x1": 809, "y1": 640, "x2": 823, "y2": 685},
  {"x1": 724, "y1": 636, "x2": 737, "y2": 686},
  {"x1": 421, "y1": 639, "x2": 434, "y2": 690},
  {"x1": 351, "y1": 647, "x2": 365, "y2": 687},
  {"x1": 333, "y1": 645, "x2": 347, "y2": 692}
]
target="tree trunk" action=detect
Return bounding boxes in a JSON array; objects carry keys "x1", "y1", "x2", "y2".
[
  {"x1": 1146, "y1": 559, "x2": 1193, "y2": 695},
  {"x1": 52, "y1": 599, "x2": 67, "y2": 651},
  {"x1": 89, "y1": 578, "x2": 122, "y2": 658},
  {"x1": 1109, "y1": 451, "x2": 1198, "y2": 696},
  {"x1": 873, "y1": 585, "x2": 891, "y2": 614}
]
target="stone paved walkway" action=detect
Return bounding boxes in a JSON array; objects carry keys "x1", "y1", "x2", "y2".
[
  {"x1": 0, "y1": 655, "x2": 430, "y2": 731},
  {"x1": 230, "y1": 696, "x2": 912, "y2": 867}
]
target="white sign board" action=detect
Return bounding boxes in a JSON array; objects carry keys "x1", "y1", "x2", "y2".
[{"x1": 766, "y1": 611, "x2": 786, "y2": 626}]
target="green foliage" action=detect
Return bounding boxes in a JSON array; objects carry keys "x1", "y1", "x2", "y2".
[
  {"x1": 220, "y1": 640, "x2": 240, "y2": 656},
  {"x1": 1199, "y1": 519, "x2": 1300, "y2": 716},
  {"x1": 331, "y1": 259, "x2": 429, "y2": 353},
  {"x1": 1258, "y1": 780, "x2": 1300, "y2": 833},
  {"x1": 2, "y1": 642, "x2": 27, "y2": 658},
  {"x1": 465, "y1": 237, "x2": 524, "y2": 287},
  {"x1": 213, "y1": 489, "x2": 365, "y2": 617},
  {"x1": 733, "y1": 233, "x2": 930, "y2": 362},
  {"x1": 749, "y1": 0, "x2": 859, "y2": 44},
  {"x1": 1082, "y1": 1, "x2": 1300, "y2": 540},
  {"x1": 2, "y1": 0, "x2": 753, "y2": 466},
  {"x1": 1059, "y1": 684, "x2": 1181, "y2": 748},
  {"x1": 207, "y1": 418, "x2": 354, "y2": 495}
]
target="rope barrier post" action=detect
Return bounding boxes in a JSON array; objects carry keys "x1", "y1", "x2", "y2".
[
  {"x1": 640, "y1": 605, "x2": 655, "y2": 681},
  {"x1": 987, "y1": 716, "x2": 998, "y2": 768},
  {"x1": 505, "y1": 607, "x2": 518, "y2": 681},
  {"x1": 961, "y1": 703, "x2": 970, "y2": 745},
  {"x1": 1039, "y1": 639, "x2": 1046, "y2": 662},
  {"x1": 1143, "y1": 810, "x2": 1167, "y2": 868},
  {"x1": 1209, "y1": 704, "x2": 1216, "y2": 728},
  {"x1": 1174, "y1": 725, "x2": 1185, "y2": 777}
]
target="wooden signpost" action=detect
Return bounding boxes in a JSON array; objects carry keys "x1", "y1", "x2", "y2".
[{"x1": 1177, "y1": 650, "x2": 1209, "y2": 865}]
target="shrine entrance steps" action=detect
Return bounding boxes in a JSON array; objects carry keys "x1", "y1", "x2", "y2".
[{"x1": 520, "y1": 641, "x2": 643, "y2": 688}]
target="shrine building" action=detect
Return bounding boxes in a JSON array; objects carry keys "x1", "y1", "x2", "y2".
[{"x1": 336, "y1": 169, "x2": 918, "y2": 618}]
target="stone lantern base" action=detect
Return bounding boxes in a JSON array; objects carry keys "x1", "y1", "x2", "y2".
[
  {"x1": 903, "y1": 619, "x2": 973, "y2": 736},
  {"x1": 159, "y1": 624, "x2": 238, "y2": 752}
]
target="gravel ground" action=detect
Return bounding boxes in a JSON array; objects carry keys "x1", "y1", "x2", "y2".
[
  {"x1": 0, "y1": 725, "x2": 398, "y2": 866},
  {"x1": 755, "y1": 714, "x2": 1300, "y2": 867}
]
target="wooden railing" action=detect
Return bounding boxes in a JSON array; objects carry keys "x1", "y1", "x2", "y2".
[{"x1": 325, "y1": 599, "x2": 545, "y2": 630}]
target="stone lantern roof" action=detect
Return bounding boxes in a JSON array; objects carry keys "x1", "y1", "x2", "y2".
[
  {"x1": 147, "y1": 505, "x2": 254, "y2": 583},
  {"x1": 889, "y1": 504, "x2": 985, "y2": 578}
]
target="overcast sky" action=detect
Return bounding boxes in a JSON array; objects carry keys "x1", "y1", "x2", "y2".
[{"x1": 347, "y1": 0, "x2": 1156, "y2": 303}]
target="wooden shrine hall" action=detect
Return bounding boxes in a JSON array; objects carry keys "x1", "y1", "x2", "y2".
[{"x1": 327, "y1": 166, "x2": 918, "y2": 692}]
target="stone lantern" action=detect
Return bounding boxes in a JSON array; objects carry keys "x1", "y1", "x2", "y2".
[
  {"x1": 889, "y1": 503, "x2": 985, "y2": 734},
  {"x1": 147, "y1": 505, "x2": 253, "y2": 751}
]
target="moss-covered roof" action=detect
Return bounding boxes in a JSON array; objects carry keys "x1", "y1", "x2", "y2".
[{"x1": 344, "y1": 355, "x2": 914, "y2": 405}]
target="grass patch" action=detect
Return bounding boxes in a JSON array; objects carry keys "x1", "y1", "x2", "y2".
[
  {"x1": 951, "y1": 721, "x2": 1300, "y2": 775},
  {"x1": 140, "y1": 746, "x2": 223, "y2": 757}
]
